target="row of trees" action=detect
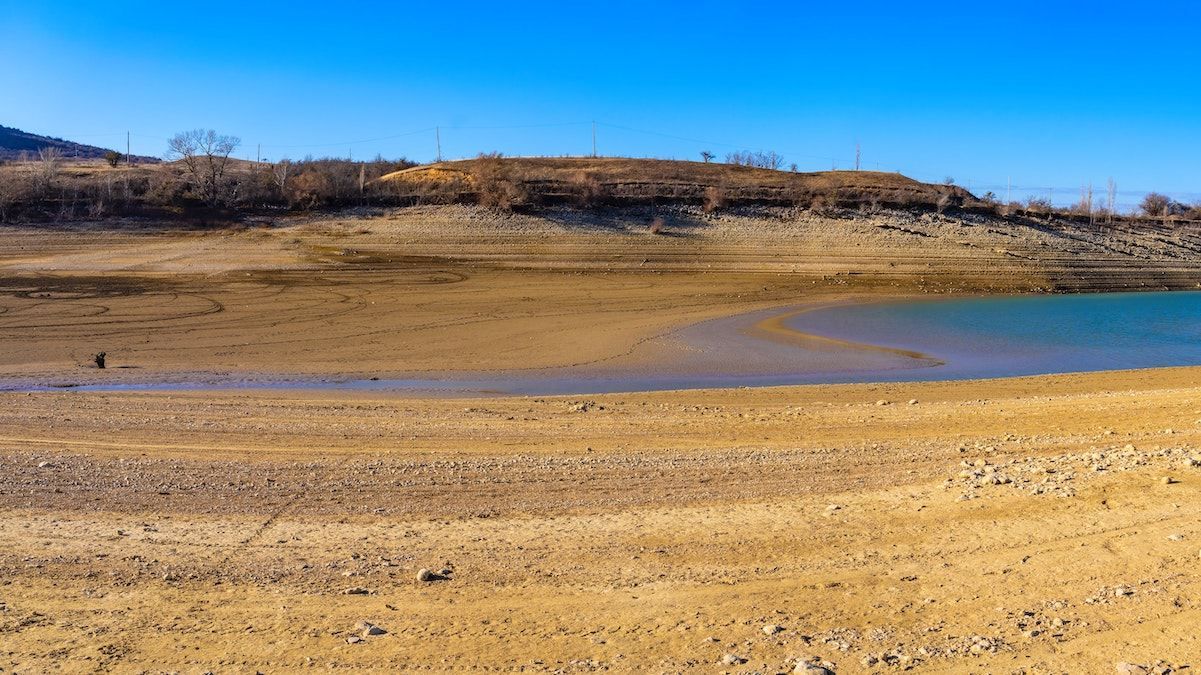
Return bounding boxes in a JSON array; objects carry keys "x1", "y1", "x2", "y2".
[{"x1": 0, "y1": 129, "x2": 419, "y2": 221}]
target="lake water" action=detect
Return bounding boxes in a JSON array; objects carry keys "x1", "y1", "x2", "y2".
[
  {"x1": 16, "y1": 291, "x2": 1201, "y2": 395},
  {"x1": 786, "y1": 290, "x2": 1201, "y2": 382}
]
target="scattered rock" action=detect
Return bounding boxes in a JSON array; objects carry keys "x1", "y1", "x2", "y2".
[
  {"x1": 875, "y1": 400, "x2": 890, "y2": 406},
  {"x1": 908, "y1": 399, "x2": 919, "y2": 405},
  {"x1": 721, "y1": 653, "x2": 746, "y2": 666},
  {"x1": 1116, "y1": 663, "x2": 1149, "y2": 675},
  {"x1": 355, "y1": 621, "x2": 386, "y2": 637},
  {"x1": 794, "y1": 657, "x2": 836, "y2": 674},
  {"x1": 763, "y1": 623, "x2": 783, "y2": 635},
  {"x1": 1167, "y1": 534, "x2": 1184, "y2": 542},
  {"x1": 343, "y1": 586, "x2": 370, "y2": 595},
  {"x1": 345, "y1": 636, "x2": 363, "y2": 644},
  {"x1": 36, "y1": 461, "x2": 54, "y2": 469},
  {"x1": 1161, "y1": 476, "x2": 1177, "y2": 485},
  {"x1": 1113, "y1": 586, "x2": 1134, "y2": 597},
  {"x1": 417, "y1": 568, "x2": 438, "y2": 582}
]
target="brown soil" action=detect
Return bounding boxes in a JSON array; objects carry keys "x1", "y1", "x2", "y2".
[{"x1": 0, "y1": 207, "x2": 1198, "y2": 672}]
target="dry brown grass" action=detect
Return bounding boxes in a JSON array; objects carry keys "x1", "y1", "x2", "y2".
[{"x1": 378, "y1": 157, "x2": 972, "y2": 211}]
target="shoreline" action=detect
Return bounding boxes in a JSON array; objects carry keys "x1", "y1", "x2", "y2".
[{"x1": 7, "y1": 288, "x2": 1201, "y2": 396}]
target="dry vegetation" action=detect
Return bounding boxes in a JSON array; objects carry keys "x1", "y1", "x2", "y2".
[{"x1": 3, "y1": 154, "x2": 1199, "y2": 232}]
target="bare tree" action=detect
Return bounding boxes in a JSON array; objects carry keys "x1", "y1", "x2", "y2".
[
  {"x1": 271, "y1": 159, "x2": 292, "y2": 192},
  {"x1": 34, "y1": 147, "x2": 62, "y2": 194},
  {"x1": 1106, "y1": 177, "x2": 1116, "y2": 223},
  {"x1": 1140, "y1": 192, "x2": 1175, "y2": 220},
  {"x1": 725, "y1": 150, "x2": 784, "y2": 170},
  {"x1": 700, "y1": 150, "x2": 715, "y2": 163},
  {"x1": 167, "y1": 129, "x2": 241, "y2": 205}
]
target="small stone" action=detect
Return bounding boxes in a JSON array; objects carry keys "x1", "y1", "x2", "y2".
[
  {"x1": 1162, "y1": 476, "x2": 1177, "y2": 485},
  {"x1": 1167, "y1": 534, "x2": 1184, "y2": 542},
  {"x1": 417, "y1": 568, "x2": 436, "y2": 582},
  {"x1": 876, "y1": 400, "x2": 890, "y2": 406},
  {"x1": 794, "y1": 658, "x2": 836, "y2": 675},
  {"x1": 763, "y1": 624, "x2": 783, "y2": 635},
  {"x1": 345, "y1": 636, "x2": 363, "y2": 644},
  {"x1": 721, "y1": 653, "x2": 746, "y2": 666},
  {"x1": 1116, "y1": 663, "x2": 1149, "y2": 675},
  {"x1": 1114, "y1": 586, "x2": 1134, "y2": 597},
  {"x1": 343, "y1": 587, "x2": 370, "y2": 595},
  {"x1": 361, "y1": 623, "x2": 386, "y2": 637},
  {"x1": 908, "y1": 399, "x2": 918, "y2": 405}
]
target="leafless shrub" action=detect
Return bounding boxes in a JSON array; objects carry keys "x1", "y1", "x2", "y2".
[
  {"x1": 0, "y1": 169, "x2": 32, "y2": 221},
  {"x1": 473, "y1": 153, "x2": 527, "y2": 212},
  {"x1": 649, "y1": 216, "x2": 665, "y2": 234},
  {"x1": 145, "y1": 165, "x2": 187, "y2": 206},
  {"x1": 702, "y1": 185, "x2": 726, "y2": 213},
  {"x1": 1024, "y1": 196, "x2": 1053, "y2": 215},
  {"x1": 725, "y1": 150, "x2": 784, "y2": 170},
  {"x1": 1140, "y1": 192, "x2": 1186, "y2": 220},
  {"x1": 33, "y1": 147, "x2": 62, "y2": 195},
  {"x1": 569, "y1": 171, "x2": 606, "y2": 208},
  {"x1": 700, "y1": 151, "x2": 715, "y2": 163}
]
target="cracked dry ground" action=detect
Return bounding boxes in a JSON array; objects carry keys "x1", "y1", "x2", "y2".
[{"x1": 2, "y1": 368, "x2": 1201, "y2": 673}]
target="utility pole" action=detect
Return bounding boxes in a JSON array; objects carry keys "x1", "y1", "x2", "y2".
[
  {"x1": 126, "y1": 131, "x2": 131, "y2": 166},
  {"x1": 854, "y1": 142, "x2": 861, "y2": 171},
  {"x1": 256, "y1": 144, "x2": 261, "y2": 164},
  {"x1": 592, "y1": 121, "x2": 597, "y2": 158},
  {"x1": 1006, "y1": 176, "x2": 1011, "y2": 204},
  {"x1": 435, "y1": 126, "x2": 442, "y2": 162}
]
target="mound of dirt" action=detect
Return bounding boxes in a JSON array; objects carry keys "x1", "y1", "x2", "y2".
[{"x1": 376, "y1": 156, "x2": 974, "y2": 210}]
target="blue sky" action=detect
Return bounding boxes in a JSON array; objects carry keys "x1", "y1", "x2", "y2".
[{"x1": 2, "y1": 0, "x2": 1199, "y2": 207}]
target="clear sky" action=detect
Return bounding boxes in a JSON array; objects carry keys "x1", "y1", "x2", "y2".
[{"x1": 2, "y1": 0, "x2": 1198, "y2": 207}]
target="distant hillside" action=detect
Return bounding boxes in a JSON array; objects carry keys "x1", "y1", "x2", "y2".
[
  {"x1": 377, "y1": 157, "x2": 977, "y2": 210},
  {"x1": 0, "y1": 125, "x2": 159, "y2": 162}
]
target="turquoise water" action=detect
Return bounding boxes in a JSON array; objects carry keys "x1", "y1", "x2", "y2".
[{"x1": 787, "y1": 290, "x2": 1201, "y2": 381}]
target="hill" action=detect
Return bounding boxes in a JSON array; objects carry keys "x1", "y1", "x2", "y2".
[
  {"x1": 377, "y1": 156, "x2": 977, "y2": 210},
  {"x1": 0, "y1": 124, "x2": 159, "y2": 162}
]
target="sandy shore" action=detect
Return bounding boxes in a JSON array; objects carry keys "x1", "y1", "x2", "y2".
[
  {"x1": 1, "y1": 209, "x2": 1199, "y2": 672},
  {"x1": 3, "y1": 370, "x2": 1200, "y2": 672}
]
